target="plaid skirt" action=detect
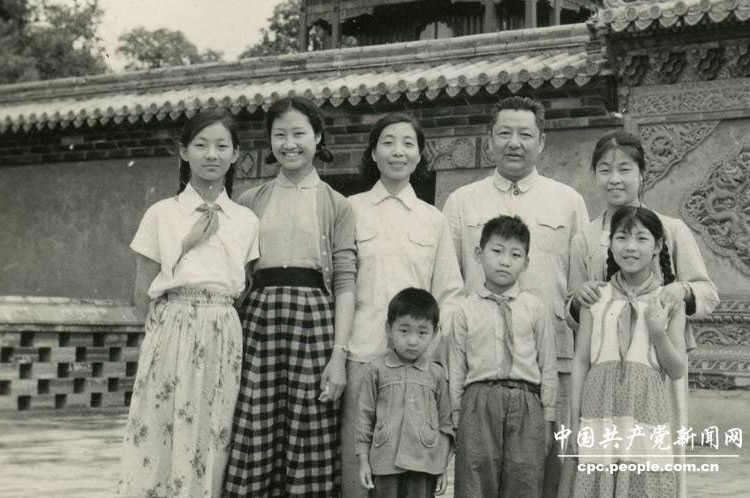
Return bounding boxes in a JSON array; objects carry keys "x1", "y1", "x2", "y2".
[{"x1": 224, "y1": 285, "x2": 340, "y2": 498}]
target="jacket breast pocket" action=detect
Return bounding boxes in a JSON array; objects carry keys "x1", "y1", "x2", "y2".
[
  {"x1": 408, "y1": 229, "x2": 437, "y2": 259},
  {"x1": 534, "y1": 215, "x2": 568, "y2": 255},
  {"x1": 355, "y1": 225, "x2": 378, "y2": 266}
]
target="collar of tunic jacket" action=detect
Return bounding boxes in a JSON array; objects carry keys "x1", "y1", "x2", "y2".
[
  {"x1": 477, "y1": 282, "x2": 522, "y2": 302},
  {"x1": 370, "y1": 180, "x2": 420, "y2": 211},
  {"x1": 275, "y1": 167, "x2": 321, "y2": 189},
  {"x1": 177, "y1": 182, "x2": 235, "y2": 218},
  {"x1": 384, "y1": 349, "x2": 430, "y2": 371},
  {"x1": 492, "y1": 167, "x2": 538, "y2": 193}
]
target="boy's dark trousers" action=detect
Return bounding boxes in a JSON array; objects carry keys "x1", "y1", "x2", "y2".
[
  {"x1": 454, "y1": 380, "x2": 546, "y2": 498},
  {"x1": 370, "y1": 472, "x2": 438, "y2": 498}
]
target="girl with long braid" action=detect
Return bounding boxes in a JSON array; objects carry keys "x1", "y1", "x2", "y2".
[{"x1": 570, "y1": 206, "x2": 686, "y2": 498}]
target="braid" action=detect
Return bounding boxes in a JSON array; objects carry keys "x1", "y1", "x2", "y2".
[
  {"x1": 315, "y1": 135, "x2": 334, "y2": 163},
  {"x1": 177, "y1": 160, "x2": 191, "y2": 195},
  {"x1": 224, "y1": 164, "x2": 235, "y2": 198},
  {"x1": 605, "y1": 248, "x2": 619, "y2": 281},
  {"x1": 658, "y1": 244, "x2": 676, "y2": 285}
]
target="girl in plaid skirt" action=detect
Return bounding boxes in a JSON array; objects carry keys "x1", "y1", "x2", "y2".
[
  {"x1": 224, "y1": 96, "x2": 357, "y2": 498},
  {"x1": 119, "y1": 110, "x2": 260, "y2": 498}
]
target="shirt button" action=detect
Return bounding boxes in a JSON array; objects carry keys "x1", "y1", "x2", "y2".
[
  {"x1": 322, "y1": 251, "x2": 327, "y2": 256},
  {"x1": 322, "y1": 235, "x2": 327, "y2": 240},
  {"x1": 283, "y1": 264, "x2": 288, "y2": 269}
]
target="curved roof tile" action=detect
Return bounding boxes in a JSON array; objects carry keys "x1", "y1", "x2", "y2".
[
  {"x1": 597, "y1": 0, "x2": 750, "y2": 32},
  {"x1": 0, "y1": 24, "x2": 606, "y2": 133}
]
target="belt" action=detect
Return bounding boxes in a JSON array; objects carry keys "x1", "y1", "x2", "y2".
[
  {"x1": 252, "y1": 267, "x2": 326, "y2": 291},
  {"x1": 483, "y1": 378, "x2": 541, "y2": 395}
]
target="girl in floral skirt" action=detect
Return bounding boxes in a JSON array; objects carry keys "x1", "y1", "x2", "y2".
[{"x1": 119, "y1": 110, "x2": 259, "y2": 498}]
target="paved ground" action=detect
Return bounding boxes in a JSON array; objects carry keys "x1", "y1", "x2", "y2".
[{"x1": 0, "y1": 412, "x2": 748, "y2": 498}]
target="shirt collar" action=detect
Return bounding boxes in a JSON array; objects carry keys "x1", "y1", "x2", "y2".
[
  {"x1": 370, "y1": 180, "x2": 419, "y2": 211},
  {"x1": 383, "y1": 349, "x2": 430, "y2": 371},
  {"x1": 477, "y1": 282, "x2": 521, "y2": 301},
  {"x1": 492, "y1": 168, "x2": 538, "y2": 193},
  {"x1": 275, "y1": 168, "x2": 321, "y2": 189},
  {"x1": 177, "y1": 183, "x2": 234, "y2": 218}
]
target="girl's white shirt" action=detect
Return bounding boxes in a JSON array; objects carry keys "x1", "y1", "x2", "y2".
[{"x1": 131, "y1": 183, "x2": 260, "y2": 298}]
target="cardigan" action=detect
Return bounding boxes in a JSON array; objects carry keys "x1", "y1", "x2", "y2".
[{"x1": 238, "y1": 174, "x2": 357, "y2": 296}]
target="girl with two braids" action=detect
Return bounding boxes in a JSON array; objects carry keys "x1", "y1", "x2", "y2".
[
  {"x1": 563, "y1": 131, "x2": 719, "y2": 498},
  {"x1": 570, "y1": 206, "x2": 687, "y2": 497}
]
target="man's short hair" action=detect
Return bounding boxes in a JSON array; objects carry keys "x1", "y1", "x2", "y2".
[{"x1": 489, "y1": 96, "x2": 545, "y2": 134}]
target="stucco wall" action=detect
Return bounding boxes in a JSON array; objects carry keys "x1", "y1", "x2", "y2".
[{"x1": 0, "y1": 156, "x2": 174, "y2": 301}]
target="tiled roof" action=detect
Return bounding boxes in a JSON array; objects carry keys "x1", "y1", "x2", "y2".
[
  {"x1": 0, "y1": 24, "x2": 606, "y2": 133},
  {"x1": 596, "y1": 0, "x2": 750, "y2": 33}
]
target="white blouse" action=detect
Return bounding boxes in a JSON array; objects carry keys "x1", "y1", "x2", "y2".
[{"x1": 131, "y1": 184, "x2": 260, "y2": 298}]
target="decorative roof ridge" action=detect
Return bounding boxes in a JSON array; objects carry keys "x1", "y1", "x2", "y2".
[
  {"x1": 0, "y1": 23, "x2": 592, "y2": 103},
  {"x1": 596, "y1": 0, "x2": 750, "y2": 33}
]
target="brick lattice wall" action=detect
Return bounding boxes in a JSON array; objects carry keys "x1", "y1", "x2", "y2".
[{"x1": 0, "y1": 297, "x2": 142, "y2": 413}]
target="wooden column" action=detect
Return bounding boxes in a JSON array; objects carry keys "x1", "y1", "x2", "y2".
[
  {"x1": 525, "y1": 0, "x2": 537, "y2": 28},
  {"x1": 331, "y1": 0, "x2": 342, "y2": 49},
  {"x1": 552, "y1": 0, "x2": 561, "y2": 25},
  {"x1": 483, "y1": 0, "x2": 498, "y2": 33},
  {"x1": 297, "y1": 0, "x2": 309, "y2": 51}
]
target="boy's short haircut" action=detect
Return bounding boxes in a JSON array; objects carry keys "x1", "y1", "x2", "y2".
[
  {"x1": 386, "y1": 287, "x2": 440, "y2": 330},
  {"x1": 479, "y1": 215, "x2": 531, "y2": 255}
]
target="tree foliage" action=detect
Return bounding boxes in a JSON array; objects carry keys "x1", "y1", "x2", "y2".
[
  {"x1": 0, "y1": 0, "x2": 108, "y2": 84},
  {"x1": 117, "y1": 27, "x2": 224, "y2": 70},
  {"x1": 240, "y1": 0, "x2": 303, "y2": 58}
]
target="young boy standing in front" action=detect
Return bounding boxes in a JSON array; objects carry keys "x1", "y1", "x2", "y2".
[
  {"x1": 356, "y1": 288, "x2": 454, "y2": 498},
  {"x1": 448, "y1": 215, "x2": 557, "y2": 498}
]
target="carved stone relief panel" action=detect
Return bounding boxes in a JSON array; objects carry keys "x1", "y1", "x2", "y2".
[
  {"x1": 234, "y1": 151, "x2": 260, "y2": 180},
  {"x1": 689, "y1": 300, "x2": 750, "y2": 389},
  {"x1": 424, "y1": 137, "x2": 477, "y2": 170},
  {"x1": 627, "y1": 79, "x2": 750, "y2": 117},
  {"x1": 681, "y1": 147, "x2": 750, "y2": 277},
  {"x1": 639, "y1": 121, "x2": 720, "y2": 191}
]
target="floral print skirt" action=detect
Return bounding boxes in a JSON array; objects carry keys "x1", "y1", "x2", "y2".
[{"x1": 118, "y1": 288, "x2": 242, "y2": 498}]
